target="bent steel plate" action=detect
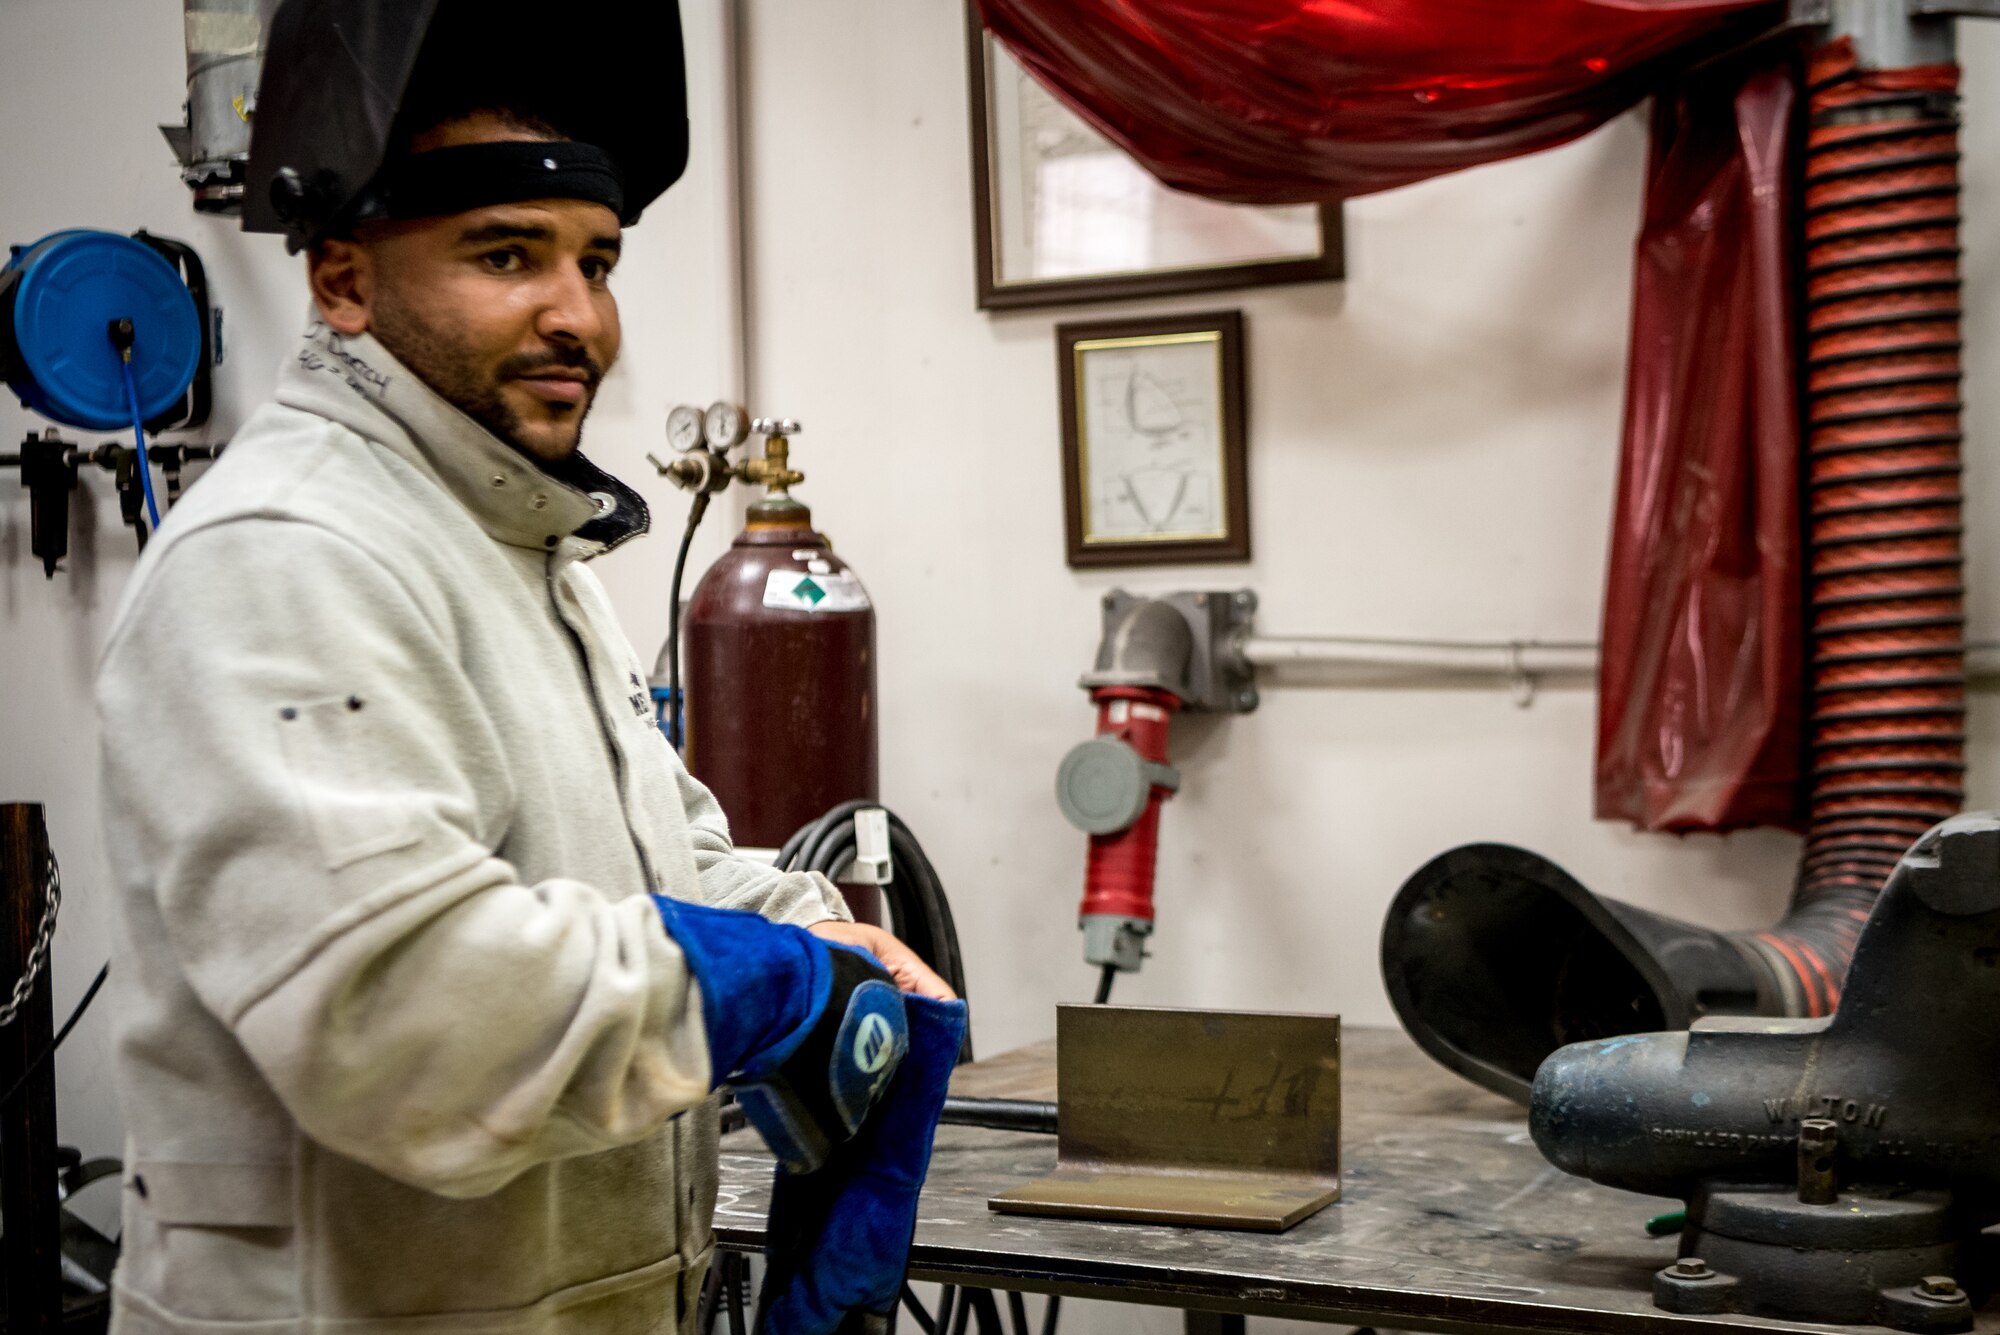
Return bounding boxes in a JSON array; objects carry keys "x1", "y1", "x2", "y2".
[{"x1": 989, "y1": 1005, "x2": 1340, "y2": 1231}]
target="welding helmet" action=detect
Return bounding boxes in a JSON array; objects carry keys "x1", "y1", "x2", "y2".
[{"x1": 243, "y1": 0, "x2": 688, "y2": 250}]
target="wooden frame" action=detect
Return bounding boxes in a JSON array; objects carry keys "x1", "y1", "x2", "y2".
[
  {"x1": 1059, "y1": 310, "x2": 1249, "y2": 568},
  {"x1": 966, "y1": 6, "x2": 1343, "y2": 312}
]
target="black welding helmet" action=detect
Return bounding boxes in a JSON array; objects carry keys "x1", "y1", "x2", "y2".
[{"x1": 243, "y1": 0, "x2": 688, "y2": 250}]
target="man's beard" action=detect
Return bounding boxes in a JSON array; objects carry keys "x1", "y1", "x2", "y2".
[{"x1": 370, "y1": 294, "x2": 606, "y2": 460}]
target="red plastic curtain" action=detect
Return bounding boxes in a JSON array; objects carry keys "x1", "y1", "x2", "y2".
[
  {"x1": 975, "y1": 0, "x2": 1783, "y2": 205},
  {"x1": 978, "y1": 0, "x2": 1806, "y2": 832},
  {"x1": 1595, "y1": 57, "x2": 1804, "y2": 832}
]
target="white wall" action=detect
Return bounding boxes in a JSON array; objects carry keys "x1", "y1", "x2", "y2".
[{"x1": 0, "y1": 0, "x2": 1995, "y2": 1313}]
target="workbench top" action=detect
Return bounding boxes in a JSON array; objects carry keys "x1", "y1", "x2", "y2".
[{"x1": 715, "y1": 1024, "x2": 1999, "y2": 1335}]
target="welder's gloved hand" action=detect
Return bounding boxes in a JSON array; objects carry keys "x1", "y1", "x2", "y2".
[
  {"x1": 756, "y1": 993, "x2": 969, "y2": 1335},
  {"x1": 733, "y1": 944, "x2": 910, "y2": 1174},
  {"x1": 651, "y1": 896, "x2": 907, "y2": 1171}
]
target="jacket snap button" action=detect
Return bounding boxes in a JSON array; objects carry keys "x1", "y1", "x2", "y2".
[
  {"x1": 490, "y1": 474, "x2": 506, "y2": 488},
  {"x1": 530, "y1": 494, "x2": 549, "y2": 510}
]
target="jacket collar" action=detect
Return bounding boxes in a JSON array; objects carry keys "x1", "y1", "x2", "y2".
[{"x1": 275, "y1": 319, "x2": 649, "y2": 557}]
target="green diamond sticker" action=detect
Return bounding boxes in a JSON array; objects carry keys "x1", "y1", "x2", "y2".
[{"x1": 793, "y1": 576, "x2": 825, "y2": 606}]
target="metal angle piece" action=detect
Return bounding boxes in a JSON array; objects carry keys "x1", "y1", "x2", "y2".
[{"x1": 988, "y1": 1005, "x2": 1340, "y2": 1232}]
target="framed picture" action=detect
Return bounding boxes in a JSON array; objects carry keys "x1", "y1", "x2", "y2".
[
  {"x1": 967, "y1": 9, "x2": 1343, "y2": 312},
  {"x1": 1059, "y1": 310, "x2": 1249, "y2": 568}
]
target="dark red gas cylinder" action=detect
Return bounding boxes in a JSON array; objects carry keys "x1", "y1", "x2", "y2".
[{"x1": 681, "y1": 496, "x2": 879, "y2": 852}]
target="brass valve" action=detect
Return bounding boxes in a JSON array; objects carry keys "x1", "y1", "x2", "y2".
[{"x1": 736, "y1": 418, "x2": 805, "y2": 497}]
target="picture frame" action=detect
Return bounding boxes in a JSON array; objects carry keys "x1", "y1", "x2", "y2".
[
  {"x1": 1059, "y1": 310, "x2": 1249, "y2": 568},
  {"x1": 966, "y1": 8, "x2": 1343, "y2": 312}
]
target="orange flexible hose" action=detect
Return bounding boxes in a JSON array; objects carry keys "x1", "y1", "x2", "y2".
[{"x1": 1770, "y1": 39, "x2": 1966, "y2": 1015}]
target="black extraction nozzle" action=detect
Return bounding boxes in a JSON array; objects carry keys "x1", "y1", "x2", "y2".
[{"x1": 1380, "y1": 844, "x2": 1777, "y2": 1105}]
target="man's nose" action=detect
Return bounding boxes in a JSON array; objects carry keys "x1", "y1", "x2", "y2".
[{"x1": 534, "y1": 266, "x2": 607, "y2": 346}]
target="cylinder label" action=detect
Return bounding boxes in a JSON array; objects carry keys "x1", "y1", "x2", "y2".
[{"x1": 762, "y1": 570, "x2": 870, "y2": 613}]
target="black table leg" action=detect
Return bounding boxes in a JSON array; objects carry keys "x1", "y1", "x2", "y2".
[
  {"x1": 0, "y1": 804, "x2": 62, "y2": 1335},
  {"x1": 1184, "y1": 1313, "x2": 1246, "y2": 1335}
]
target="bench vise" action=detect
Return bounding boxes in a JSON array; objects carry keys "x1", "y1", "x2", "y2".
[{"x1": 1531, "y1": 814, "x2": 2000, "y2": 1331}]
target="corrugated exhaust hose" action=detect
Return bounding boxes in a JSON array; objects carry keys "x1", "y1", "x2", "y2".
[{"x1": 1789, "y1": 36, "x2": 1966, "y2": 1013}]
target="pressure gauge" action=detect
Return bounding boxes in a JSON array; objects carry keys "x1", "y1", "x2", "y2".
[
  {"x1": 665, "y1": 404, "x2": 705, "y2": 453},
  {"x1": 704, "y1": 401, "x2": 749, "y2": 451}
]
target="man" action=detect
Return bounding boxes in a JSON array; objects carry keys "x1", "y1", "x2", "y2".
[{"x1": 94, "y1": 4, "x2": 954, "y2": 1332}]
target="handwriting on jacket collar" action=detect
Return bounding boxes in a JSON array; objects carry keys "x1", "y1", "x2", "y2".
[{"x1": 299, "y1": 321, "x2": 392, "y2": 399}]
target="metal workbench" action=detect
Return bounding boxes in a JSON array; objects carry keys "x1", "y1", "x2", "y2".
[{"x1": 714, "y1": 1025, "x2": 2000, "y2": 1335}]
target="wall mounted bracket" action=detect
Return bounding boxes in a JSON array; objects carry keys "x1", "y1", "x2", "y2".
[{"x1": 1082, "y1": 589, "x2": 1258, "y2": 713}]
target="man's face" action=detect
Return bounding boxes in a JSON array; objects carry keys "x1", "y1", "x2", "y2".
[{"x1": 306, "y1": 118, "x2": 624, "y2": 462}]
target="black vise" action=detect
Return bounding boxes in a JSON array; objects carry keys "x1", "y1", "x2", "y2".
[{"x1": 1531, "y1": 813, "x2": 2000, "y2": 1332}]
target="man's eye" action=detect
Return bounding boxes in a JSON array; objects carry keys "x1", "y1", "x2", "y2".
[
  {"x1": 581, "y1": 257, "x2": 614, "y2": 282},
  {"x1": 481, "y1": 249, "x2": 526, "y2": 272}
]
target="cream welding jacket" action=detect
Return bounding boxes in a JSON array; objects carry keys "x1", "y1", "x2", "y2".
[{"x1": 94, "y1": 322, "x2": 851, "y2": 1335}]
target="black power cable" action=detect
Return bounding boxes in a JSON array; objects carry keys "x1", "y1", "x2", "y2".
[{"x1": 0, "y1": 961, "x2": 109, "y2": 1108}]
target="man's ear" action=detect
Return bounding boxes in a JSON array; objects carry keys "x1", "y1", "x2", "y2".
[{"x1": 306, "y1": 238, "x2": 373, "y2": 335}]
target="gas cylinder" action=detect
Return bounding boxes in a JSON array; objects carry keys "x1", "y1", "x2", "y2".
[{"x1": 681, "y1": 468, "x2": 878, "y2": 854}]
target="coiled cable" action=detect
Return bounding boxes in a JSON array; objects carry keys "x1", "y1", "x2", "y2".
[{"x1": 777, "y1": 801, "x2": 971, "y2": 1018}]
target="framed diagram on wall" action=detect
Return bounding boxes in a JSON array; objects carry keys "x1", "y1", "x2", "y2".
[
  {"x1": 967, "y1": 10, "x2": 1343, "y2": 312},
  {"x1": 1059, "y1": 310, "x2": 1249, "y2": 568}
]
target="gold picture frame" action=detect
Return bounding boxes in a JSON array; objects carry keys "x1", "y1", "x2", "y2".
[{"x1": 1058, "y1": 311, "x2": 1249, "y2": 568}]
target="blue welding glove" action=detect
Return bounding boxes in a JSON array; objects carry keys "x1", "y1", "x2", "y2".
[
  {"x1": 652, "y1": 896, "x2": 907, "y2": 1172},
  {"x1": 756, "y1": 993, "x2": 969, "y2": 1335}
]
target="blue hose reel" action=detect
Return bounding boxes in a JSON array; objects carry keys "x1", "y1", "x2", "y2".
[
  {"x1": 0, "y1": 230, "x2": 204, "y2": 431},
  {"x1": 1, "y1": 229, "x2": 213, "y2": 573}
]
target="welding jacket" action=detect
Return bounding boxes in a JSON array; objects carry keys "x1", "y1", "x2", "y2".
[{"x1": 94, "y1": 322, "x2": 852, "y2": 1335}]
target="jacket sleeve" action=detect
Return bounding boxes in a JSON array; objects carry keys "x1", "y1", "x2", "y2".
[
  {"x1": 674, "y1": 763, "x2": 855, "y2": 928},
  {"x1": 97, "y1": 518, "x2": 714, "y2": 1199},
  {"x1": 559, "y1": 562, "x2": 853, "y2": 930}
]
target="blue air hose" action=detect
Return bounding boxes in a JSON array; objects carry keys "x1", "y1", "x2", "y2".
[{"x1": 118, "y1": 351, "x2": 162, "y2": 531}]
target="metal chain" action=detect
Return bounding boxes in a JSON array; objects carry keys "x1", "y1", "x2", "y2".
[{"x1": 0, "y1": 850, "x2": 61, "y2": 1028}]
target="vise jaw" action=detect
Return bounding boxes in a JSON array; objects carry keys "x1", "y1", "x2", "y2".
[{"x1": 1531, "y1": 814, "x2": 2000, "y2": 1331}]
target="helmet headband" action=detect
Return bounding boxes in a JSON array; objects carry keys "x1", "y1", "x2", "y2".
[{"x1": 362, "y1": 140, "x2": 628, "y2": 229}]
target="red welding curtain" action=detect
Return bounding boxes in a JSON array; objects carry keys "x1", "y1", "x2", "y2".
[
  {"x1": 978, "y1": 0, "x2": 1805, "y2": 832},
  {"x1": 1595, "y1": 58, "x2": 1805, "y2": 832},
  {"x1": 975, "y1": 0, "x2": 1783, "y2": 205}
]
